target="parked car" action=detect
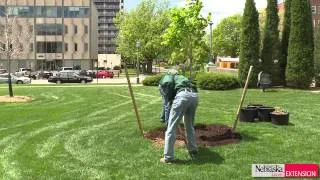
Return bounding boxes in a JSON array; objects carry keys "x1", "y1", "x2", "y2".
[
  {"x1": 38, "y1": 71, "x2": 53, "y2": 79},
  {"x1": 86, "y1": 70, "x2": 97, "y2": 78},
  {"x1": 96, "y1": 70, "x2": 114, "y2": 78},
  {"x1": 59, "y1": 67, "x2": 73, "y2": 71},
  {"x1": 0, "y1": 69, "x2": 7, "y2": 74},
  {"x1": 48, "y1": 71, "x2": 93, "y2": 84},
  {"x1": 0, "y1": 73, "x2": 31, "y2": 84},
  {"x1": 16, "y1": 68, "x2": 38, "y2": 79}
]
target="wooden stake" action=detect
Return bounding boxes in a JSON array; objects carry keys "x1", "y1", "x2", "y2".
[
  {"x1": 124, "y1": 62, "x2": 144, "y2": 137},
  {"x1": 232, "y1": 66, "x2": 253, "y2": 131}
]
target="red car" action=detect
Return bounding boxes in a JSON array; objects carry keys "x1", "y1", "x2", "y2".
[{"x1": 96, "y1": 70, "x2": 114, "y2": 78}]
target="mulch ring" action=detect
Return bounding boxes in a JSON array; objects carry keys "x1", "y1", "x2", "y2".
[
  {"x1": 144, "y1": 124, "x2": 241, "y2": 147},
  {"x1": 0, "y1": 96, "x2": 33, "y2": 103}
]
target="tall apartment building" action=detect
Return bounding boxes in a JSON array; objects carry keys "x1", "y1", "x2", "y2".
[
  {"x1": 310, "y1": 0, "x2": 320, "y2": 29},
  {"x1": 93, "y1": 0, "x2": 123, "y2": 54},
  {"x1": 278, "y1": 0, "x2": 320, "y2": 30},
  {"x1": 0, "y1": 0, "x2": 98, "y2": 72}
]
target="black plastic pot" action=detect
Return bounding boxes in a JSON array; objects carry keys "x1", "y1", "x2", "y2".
[
  {"x1": 271, "y1": 112, "x2": 289, "y2": 125},
  {"x1": 258, "y1": 107, "x2": 275, "y2": 122},
  {"x1": 247, "y1": 104, "x2": 264, "y2": 108},
  {"x1": 239, "y1": 107, "x2": 257, "y2": 122}
]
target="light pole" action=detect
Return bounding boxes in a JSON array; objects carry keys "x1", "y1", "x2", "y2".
[
  {"x1": 209, "y1": 21, "x2": 214, "y2": 63},
  {"x1": 136, "y1": 41, "x2": 140, "y2": 84}
]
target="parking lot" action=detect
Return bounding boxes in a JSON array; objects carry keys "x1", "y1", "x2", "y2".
[{"x1": 30, "y1": 75, "x2": 146, "y2": 84}]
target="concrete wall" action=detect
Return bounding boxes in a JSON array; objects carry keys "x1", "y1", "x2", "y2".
[{"x1": 98, "y1": 54, "x2": 121, "y2": 68}]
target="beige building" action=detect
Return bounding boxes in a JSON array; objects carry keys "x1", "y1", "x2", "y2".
[
  {"x1": 0, "y1": 0, "x2": 98, "y2": 72},
  {"x1": 97, "y1": 54, "x2": 121, "y2": 68}
]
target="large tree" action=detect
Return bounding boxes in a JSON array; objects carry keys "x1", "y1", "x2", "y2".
[
  {"x1": 286, "y1": 0, "x2": 314, "y2": 88},
  {"x1": 161, "y1": 0, "x2": 210, "y2": 76},
  {"x1": 239, "y1": 0, "x2": 261, "y2": 86},
  {"x1": 280, "y1": 0, "x2": 291, "y2": 85},
  {"x1": 211, "y1": 14, "x2": 242, "y2": 58},
  {"x1": 314, "y1": 24, "x2": 320, "y2": 87},
  {"x1": 115, "y1": 0, "x2": 169, "y2": 73},
  {"x1": 260, "y1": 0, "x2": 281, "y2": 84}
]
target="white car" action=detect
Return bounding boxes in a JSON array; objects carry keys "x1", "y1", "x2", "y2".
[{"x1": 0, "y1": 73, "x2": 31, "y2": 84}]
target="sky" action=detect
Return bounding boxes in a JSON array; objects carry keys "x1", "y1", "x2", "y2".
[{"x1": 124, "y1": 0, "x2": 267, "y2": 25}]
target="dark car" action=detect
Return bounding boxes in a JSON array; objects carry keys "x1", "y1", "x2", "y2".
[
  {"x1": 48, "y1": 71, "x2": 93, "y2": 84},
  {"x1": 39, "y1": 71, "x2": 53, "y2": 79}
]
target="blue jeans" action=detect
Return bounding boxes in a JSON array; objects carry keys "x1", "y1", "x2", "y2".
[
  {"x1": 164, "y1": 91, "x2": 198, "y2": 160},
  {"x1": 159, "y1": 86, "x2": 171, "y2": 124}
]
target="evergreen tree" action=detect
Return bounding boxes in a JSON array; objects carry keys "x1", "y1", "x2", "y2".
[
  {"x1": 314, "y1": 24, "x2": 320, "y2": 87},
  {"x1": 286, "y1": 0, "x2": 314, "y2": 88},
  {"x1": 261, "y1": 0, "x2": 279, "y2": 73},
  {"x1": 239, "y1": 0, "x2": 261, "y2": 86},
  {"x1": 261, "y1": 0, "x2": 280, "y2": 85},
  {"x1": 280, "y1": 0, "x2": 291, "y2": 85}
]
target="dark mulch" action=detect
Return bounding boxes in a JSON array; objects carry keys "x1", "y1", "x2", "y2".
[{"x1": 144, "y1": 124, "x2": 242, "y2": 147}]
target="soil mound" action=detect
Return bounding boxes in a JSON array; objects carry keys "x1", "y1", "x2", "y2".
[{"x1": 144, "y1": 124, "x2": 241, "y2": 147}]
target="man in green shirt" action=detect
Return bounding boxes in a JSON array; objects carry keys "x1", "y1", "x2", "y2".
[
  {"x1": 159, "y1": 70, "x2": 177, "y2": 124},
  {"x1": 159, "y1": 72, "x2": 199, "y2": 164}
]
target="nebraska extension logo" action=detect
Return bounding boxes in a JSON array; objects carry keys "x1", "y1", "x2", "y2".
[{"x1": 252, "y1": 164, "x2": 319, "y2": 178}]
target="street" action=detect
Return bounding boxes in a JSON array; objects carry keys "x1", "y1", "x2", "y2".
[{"x1": 30, "y1": 75, "x2": 147, "y2": 84}]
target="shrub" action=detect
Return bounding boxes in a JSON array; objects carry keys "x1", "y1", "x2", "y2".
[
  {"x1": 142, "y1": 74, "x2": 163, "y2": 86},
  {"x1": 196, "y1": 72, "x2": 239, "y2": 90}
]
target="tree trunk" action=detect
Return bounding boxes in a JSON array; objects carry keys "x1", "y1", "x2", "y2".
[
  {"x1": 146, "y1": 59, "x2": 153, "y2": 74},
  {"x1": 7, "y1": 55, "x2": 13, "y2": 97},
  {"x1": 189, "y1": 35, "x2": 193, "y2": 78}
]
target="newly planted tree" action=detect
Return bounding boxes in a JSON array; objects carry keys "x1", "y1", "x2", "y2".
[
  {"x1": 162, "y1": 0, "x2": 210, "y2": 76},
  {"x1": 239, "y1": 0, "x2": 261, "y2": 86},
  {"x1": 0, "y1": 8, "x2": 31, "y2": 97},
  {"x1": 286, "y1": 0, "x2": 314, "y2": 88}
]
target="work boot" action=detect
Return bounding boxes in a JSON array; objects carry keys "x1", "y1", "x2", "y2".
[
  {"x1": 189, "y1": 150, "x2": 198, "y2": 160},
  {"x1": 160, "y1": 158, "x2": 174, "y2": 164}
]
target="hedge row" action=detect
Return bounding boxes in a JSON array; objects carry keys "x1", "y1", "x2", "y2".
[
  {"x1": 142, "y1": 74, "x2": 163, "y2": 86},
  {"x1": 196, "y1": 72, "x2": 239, "y2": 90},
  {"x1": 142, "y1": 72, "x2": 239, "y2": 90}
]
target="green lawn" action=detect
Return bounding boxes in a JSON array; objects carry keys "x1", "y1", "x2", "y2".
[{"x1": 0, "y1": 85, "x2": 319, "y2": 179}]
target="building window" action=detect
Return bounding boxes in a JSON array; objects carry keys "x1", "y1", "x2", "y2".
[
  {"x1": 74, "y1": 25, "x2": 77, "y2": 34},
  {"x1": 84, "y1": 25, "x2": 88, "y2": 34},
  {"x1": 36, "y1": 42, "x2": 63, "y2": 53},
  {"x1": 64, "y1": 7, "x2": 89, "y2": 18},
  {"x1": 84, "y1": 43, "x2": 88, "y2": 51},
  {"x1": 314, "y1": 20, "x2": 316, "y2": 28},
  {"x1": 65, "y1": 43, "x2": 68, "y2": 52},
  {"x1": 35, "y1": 6, "x2": 62, "y2": 17},
  {"x1": 8, "y1": 6, "x2": 34, "y2": 17},
  {"x1": 36, "y1": 24, "x2": 63, "y2": 36},
  {"x1": 74, "y1": 43, "x2": 78, "y2": 51},
  {"x1": 29, "y1": 43, "x2": 33, "y2": 51},
  {"x1": 64, "y1": 25, "x2": 68, "y2": 34},
  {"x1": 312, "y1": 6, "x2": 316, "y2": 14}
]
